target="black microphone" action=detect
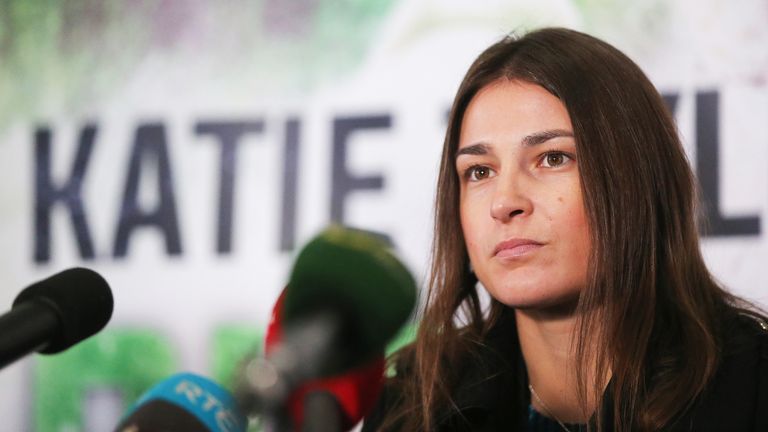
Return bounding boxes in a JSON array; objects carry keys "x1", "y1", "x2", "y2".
[{"x1": 0, "y1": 267, "x2": 113, "y2": 369}]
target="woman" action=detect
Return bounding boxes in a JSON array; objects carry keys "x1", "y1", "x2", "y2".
[{"x1": 362, "y1": 28, "x2": 768, "y2": 431}]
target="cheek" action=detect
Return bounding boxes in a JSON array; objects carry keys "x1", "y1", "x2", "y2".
[
  {"x1": 566, "y1": 204, "x2": 589, "y2": 232},
  {"x1": 558, "y1": 181, "x2": 589, "y2": 233},
  {"x1": 561, "y1": 198, "x2": 591, "y2": 261},
  {"x1": 459, "y1": 195, "x2": 485, "y2": 255},
  {"x1": 545, "y1": 185, "x2": 590, "y2": 250}
]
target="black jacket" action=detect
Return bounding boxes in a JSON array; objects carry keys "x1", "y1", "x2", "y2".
[{"x1": 362, "y1": 312, "x2": 768, "y2": 431}]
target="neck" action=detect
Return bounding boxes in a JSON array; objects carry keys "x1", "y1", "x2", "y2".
[{"x1": 515, "y1": 306, "x2": 590, "y2": 423}]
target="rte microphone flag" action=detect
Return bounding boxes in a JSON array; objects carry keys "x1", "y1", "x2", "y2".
[{"x1": 114, "y1": 372, "x2": 247, "y2": 432}]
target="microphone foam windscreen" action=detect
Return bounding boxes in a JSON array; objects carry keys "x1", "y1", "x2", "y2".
[
  {"x1": 13, "y1": 267, "x2": 113, "y2": 354},
  {"x1": 282, "y1": 226, "x2": 416, "y2": 369}
]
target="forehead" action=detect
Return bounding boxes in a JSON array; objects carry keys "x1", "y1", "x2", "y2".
[{"x1": 458, "y1": 80, "x2": 573, "y2": 149}]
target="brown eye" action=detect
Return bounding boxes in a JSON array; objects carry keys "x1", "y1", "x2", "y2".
[
  {"x1": 463, "y1": 165, "x2": 493, "y2": 182},
  {"x1": 546, "y1": 153, "x2": 564, "y2": 166},
  {"x1": 466, "y1": 165, "x2": 493, "y2": 181},
  {"x1": 473, "y1": 166, "x2": 489, "y2": 179},
  {"x1": 541, "y1": 152, "x2": 571, "y2": 168}
]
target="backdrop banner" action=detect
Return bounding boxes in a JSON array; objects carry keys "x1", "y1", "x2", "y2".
[{"x1": 0, "y1": 1, "x2": 766, "y2": 431}]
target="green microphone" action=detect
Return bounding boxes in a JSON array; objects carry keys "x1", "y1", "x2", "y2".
[{"x1": 281, "y1": 225, "x2": 417, "y2": 378}]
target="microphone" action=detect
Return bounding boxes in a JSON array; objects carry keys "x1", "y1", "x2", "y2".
[
  {"x1": 281, "y1": 225, "x2": 416, "y2": 376},
  {"x1": 114, "y1": 372, "x2": 248, "y2": 432},
  {"x1": 236, "y1": 226, "x2": 414, "y2": 428},
  {"x1": 265, "y1": 291, "x2": 385, "y2": 431},
  {"x1": 0, "y1": 267, "x2": 113, "y2": 369}
]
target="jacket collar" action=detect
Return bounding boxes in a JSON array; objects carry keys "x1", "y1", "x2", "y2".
[{"x1": 436, "y1": 313, "x2": 530, "y2": 429}]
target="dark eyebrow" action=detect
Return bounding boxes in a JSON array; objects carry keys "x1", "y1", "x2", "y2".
[
  {"x1": 521, "y1": 129, "x2": 574, "y2": 147},
  {"x1": 455, "y1": 129, "x2": 574, "y2": 160},
  {"x1": 455, "y1": 143, "x2": 489, "y2": 159}
]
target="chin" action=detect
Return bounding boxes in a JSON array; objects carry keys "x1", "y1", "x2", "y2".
[{"x1": 481, "y1": 280, "x2": 581, "y2": 312}]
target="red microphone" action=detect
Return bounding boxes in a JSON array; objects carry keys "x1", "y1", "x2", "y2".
[{"x1": 265, "y1": 290, "x2": 385, "y2": 431}]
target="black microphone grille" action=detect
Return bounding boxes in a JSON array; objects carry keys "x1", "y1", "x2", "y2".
[{"x1": 13, "y1": 267, "x2": 113, "y2": 354}]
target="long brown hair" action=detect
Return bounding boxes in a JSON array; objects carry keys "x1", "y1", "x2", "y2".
[{"x1": 381, "y1": 28, "x2": 751, "y2": 431}]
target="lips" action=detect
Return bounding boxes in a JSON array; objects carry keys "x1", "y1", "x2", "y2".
[{"x1": 493, "y1": 238, "x2": 544, "y2": 258}]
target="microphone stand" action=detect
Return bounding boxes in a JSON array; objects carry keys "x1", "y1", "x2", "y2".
[
  {"x1": 238, "y1": 313, "x2": 346, "y2": 432},
  {"x1": 301, "y1": 390, "x2": 343, "y2": 432},
  {"x1": 0, "y1": 302, "x2": 59, "y2": 369}
]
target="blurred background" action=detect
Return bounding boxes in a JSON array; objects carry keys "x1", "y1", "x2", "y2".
[{"x1": 0, "y1": 0, "x2": 766, "y2": 430}]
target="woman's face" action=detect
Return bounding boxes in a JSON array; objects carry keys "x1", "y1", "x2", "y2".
[{"x1": 456, "y1": 79, "x2": 590, "y2": 310}]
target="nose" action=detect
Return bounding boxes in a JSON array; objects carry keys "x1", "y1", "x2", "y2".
[{"x1": 490, "y1": 175, "x2": 532, "y2": 222}]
